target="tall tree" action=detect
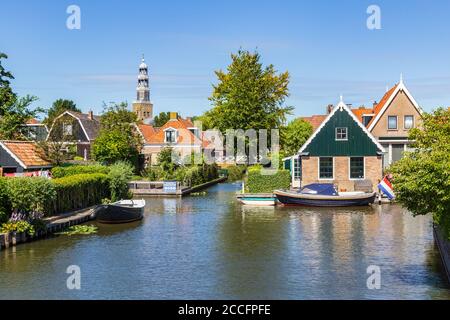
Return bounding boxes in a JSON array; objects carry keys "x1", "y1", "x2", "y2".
[
  {"x1": 281, "y1": 118, "x2": 313, "y2": 156},
  {"x1": 153, "y1": 112, "x2": 171, "y2": 127},
  {"x1": 92, "y1": 102, "x2": 143, "y2": 164},
  {"x1": 0, "y1": 52, "x2": 42, "y2": 140},
  {"x1": 390, "y1": 108, "x2": 450, "y2": 238},
  {"x1": 44, "y1": 99, "x2": 80, "y2": 126},
  {"x1": 202, "y1": 50, "x2": 293, "y2": 132}
]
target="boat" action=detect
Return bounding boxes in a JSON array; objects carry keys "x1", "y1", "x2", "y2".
[
  {"x1": 237, "y1": 195, "x2": 277, "y2": 206},
  {"x1": 274, "y1": 183, "x2": 376, "y2": 207},
  {"x1": 96, "y1": 199, "x2": 146, "y2": 224}
]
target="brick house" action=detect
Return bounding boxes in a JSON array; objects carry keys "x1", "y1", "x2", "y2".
[{"x1": 284, "y1": 98, "x2": 385, "y2": 191}]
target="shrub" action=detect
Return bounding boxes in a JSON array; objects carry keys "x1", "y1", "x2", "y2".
[
  {"x1": 51, "y1": 173, "x2": 110, "y2": 214},
  {"x1": 0, "y1": 220, "x2": 35, "y2": 236},
  {"x1": 51, "y1": 164, "x2": 110, "y2": 178},
  {"x1": 225, "y1": 165, "x2": 246, "y2": 182},
  {"x1": 246, "y1": 166, "x2": 291, "y2": 193},
  {"x1": 6, "y1": 177, "x2": 56, "y2": 216},
  {"x1": 0, "y1": 178, "x2": 11, "y2": 223},
  {"x1": 108, "y1": 161, "x2": 134, "y2": 201}
]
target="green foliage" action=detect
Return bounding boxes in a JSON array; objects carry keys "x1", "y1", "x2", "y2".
[
  {"x1": 6, "y1": 177, "x2": 56, "y2": 215},
  {"x1": 108, "y1": 161, "x2": 134, "y2": 201},
  {"x1": 224, "y1": 165, "x2": 246, "y2": 182},
  {"x1": 52, "y1": 164, "x2": 109, "y2": 178},
  {"x1": 56, "y1": 224, "x2": 98, "y2": 236},
  {"x1": 181, "y1": 163, "x2": 219, "y2": 186},
  {"x1": 0, "y1": 178, "x2": 11, "y2": 223},
  {"x1": 0, "y1": 220, "x2": 35, "y2": 236},
  {"x1": 389, "y1": 108, "x2": 450, "y2": 238},
  {"x1": 281, "y1": 118, "x2": 313, "y2": 155},
  {"x1": 44, "y1": 99, "x2": 80, "y2": 126},
  {"x1": 157, "y1": 147, "x2": 177, "y2": 173},
  {"x1": 201, "y1": 50, "x2": 293, "y2": 133},
  {"x1": 0, "y1": 52, "x2": 16, "y2": 111},
  {"x1": 153, "y1": 112, "x2": 171, "y2": 127},
  {"x1": 246, "y1": 166, "x2": 291, "y2": 193},
  {"x1": 92, "y1": 102, "x2": 142, "y2": 165},
  {"x1": 51, "y1": 173, "x2": 110, "y2": 214}
]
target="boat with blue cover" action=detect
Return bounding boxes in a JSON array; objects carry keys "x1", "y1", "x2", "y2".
[{"x1": 274, "y1": 183, "x2": 376, "y2": 207}]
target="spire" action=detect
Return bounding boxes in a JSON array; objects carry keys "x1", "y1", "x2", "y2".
[
  {"x1": 399, "y1": 73, "x2": 404, "y2": 85},
  {"x1": 136, "y1": 55, "x2": 150, "y2": 102},
  {"x1": 337, "y1": 94, "x2": 345, "y2": 110}
]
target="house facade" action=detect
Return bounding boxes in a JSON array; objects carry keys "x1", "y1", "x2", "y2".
[
  {"x1": 0, "y1": 141, "x2": 52, "y2": 176},
  {"x1": 137, "y1": 112, "x2": 221, "y2": 167},
  {"x1": 285, "y1": 99, "x2": 385, "y2": 191},
  {"x1": 46, "y1": 110, "x2": 101, "y2": 159}
]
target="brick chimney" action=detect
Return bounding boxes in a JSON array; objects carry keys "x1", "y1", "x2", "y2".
[
  {"x1": 88, "y1": 110, "x2": 94, "y2": 120},
  {"x1": 326, "y1": 104, "x2": 334, "y2": 114},
  {"x1": 373, "y1": 101, "x2": 378, "y2": 108}
]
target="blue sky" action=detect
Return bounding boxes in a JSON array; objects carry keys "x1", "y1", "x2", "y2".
[{"x1": 1, "y1": 0, "x2": 450, "y2": 120}]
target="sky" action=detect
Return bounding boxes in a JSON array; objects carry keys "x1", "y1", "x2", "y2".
[{"x1": 1, "y1": 0, "x2": 450, "y2": 120}]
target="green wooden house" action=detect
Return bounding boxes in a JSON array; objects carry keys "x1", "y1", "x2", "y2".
[{"x1": 284, "y1": 98, "x2": 385, "y2": 191}]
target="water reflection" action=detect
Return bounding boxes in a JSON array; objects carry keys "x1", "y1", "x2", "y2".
[{"x1": 0, "y1": 183, "x2": 449, "y2": 300}]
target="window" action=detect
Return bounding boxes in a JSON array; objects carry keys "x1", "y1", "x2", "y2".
[
  {"x1": 293, "y1": 157, "x2": 301, "y2": 180},
  {"x1": 63, "y1": 123, "x2": 73, "y2": 136},
  {"x1": 319, "y1": 157, "x2": 333, "y2": 179},
  {"x1": 388, "y1": 116, "x2": 398, "y2": 130},
  {"x1": 335, "y1": 127, "x2": 348, "y2": 141},
  {"x1": 404, "y1": 115, "x2": 414, "y2": 129},
  {"x1": 165, "y1": 129, "x2": 176, "y2": 143},
  {"x1": 362, "y1": 115, "x2": 373, "y2": 127},
  {"x1": 350, "y1": 157, "x2": 364, "y2": 179}
]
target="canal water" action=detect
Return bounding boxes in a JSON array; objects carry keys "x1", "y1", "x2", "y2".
[{"x1": 1, "y1": 183, "x2": 449, "y2": 300}]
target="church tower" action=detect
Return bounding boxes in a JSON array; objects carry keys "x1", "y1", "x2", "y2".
[{"x1": 132, "y1": 55, "x2": 153, "y2": 122}]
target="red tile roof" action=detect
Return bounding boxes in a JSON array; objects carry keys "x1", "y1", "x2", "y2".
[
  {"x1": 26, "y1": 118, "x2": 41, "y2": 125},
  {"x1": 366, "y1": 84, "x2": 398, "y2": 127},
  {"x1": 299, "y1": 115, "x2": 328, "y2": 131},
  {"x1": 0, "y1": 141, "x2": 51, "y2": 168},
  {"x1": 351, "y1": 107, "x2": 374, "y2": 123}
]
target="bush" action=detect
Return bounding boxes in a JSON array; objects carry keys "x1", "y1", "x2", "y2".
[
  {"x1": 51, "y1": 164, "x2": 110, "y2": 178},
  {"x1": 0, "y1": 178, "x2": 11, "y2": 223},
  {"x1": 108, "y1": 161, "x2": 134, "y2": 202},
  {"x1": 6, "y1": 177, "x2": 56, "y2": 216},
  {"x1": 225, "y1": 165, "x2": 246, "y2": 182},
  {"x1": 51, "y1": 173, "x2": 110, "y2": 214},
  {"x1": 246, "y1": 166, "x2": 291, "y2": 193},
  {"x1": 0, "y1": 220, "x2": 35, "y2": 236}
]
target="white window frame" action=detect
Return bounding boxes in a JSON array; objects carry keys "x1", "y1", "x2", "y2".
[
  {"x1": 63, "y1": 123, "x2": 73, "y2": 136},
  {"x1": 348, "y1": 157, "x2": 365, "y2": 180},
  {"x1": 403, "y1": 115, "x2": 414, "y2": 130},
  {"x1": 318, "y1": 157, "x2": 334, "y2": 180},
  {"x1": 387, "y1": 116, "x2": 398, "y2": 130},
  {"x1": 164, "y1": 128, "x2": 177, "y2": 143},
  {"x1": 335, "y1": 127, "x2": 348, "y2": 141}
]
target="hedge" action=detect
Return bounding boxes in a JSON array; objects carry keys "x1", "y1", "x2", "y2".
[
  {"x1": 0, "y1": 178, "x2": 11, "y2": 223},
  {"x1": 50, "y1": 173, "x2": 111, "y2": 214},
  {"x1": 224, "y1": 165, "x2": 246, "y2": 182},
  {"x1": 246, "y1": 167, "x2": 291, "y2": 193},
  {"x1": 52, "y1": 164, "x2": 110, "y2": 178}
]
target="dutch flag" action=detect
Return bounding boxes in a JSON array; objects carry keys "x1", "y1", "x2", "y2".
[{"x1": 378, "y1": 175, "x2": 395, "y2": 200}]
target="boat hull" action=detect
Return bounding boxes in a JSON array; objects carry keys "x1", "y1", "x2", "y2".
[
  {"x1": 274, "y1": 190, "x2": 376, "y2": 207},
  {"x1": 239, "y1": 197, "x2": 276, "y2": 206},
  {"x1": 96, "y1": 200, "x2": 145, "y2": 224}
]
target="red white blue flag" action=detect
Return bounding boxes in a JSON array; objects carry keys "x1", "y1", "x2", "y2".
[{"x1": 378, "y1": 175, "x2": 395, "y2": 200}]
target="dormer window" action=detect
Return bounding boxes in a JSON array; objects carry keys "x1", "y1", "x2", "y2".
[
  {"x1": 335, "y1": 127, "x2": 348, "y2": 141},
  {"x1": 165, "y1": 129, "x2": 177, "y2": 143}
]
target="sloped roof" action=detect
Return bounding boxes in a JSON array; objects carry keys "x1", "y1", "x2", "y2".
[
  {"x1": 0, "y1": 141, "x2": 52, "y2": 169},
  {"x1": 351, "y1": 107, "x2": 374, "y2": 123},
  {"x1": 366, "y1": 84, "x2": 398, "y2": 128},
  {"x1": 67, "y1": 111, "x2": 101, "y2": 140},
  {"x1": 299, "y1": 115, "x2": 328, "y2": 131}
]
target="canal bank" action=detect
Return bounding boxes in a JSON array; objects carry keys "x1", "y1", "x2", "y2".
[
  {"x1": 0, "y1": 183, "x2": 449, "y2": 299},
  {"x1": 433, "y1": 225, "x2": 450, "y2": 283}
]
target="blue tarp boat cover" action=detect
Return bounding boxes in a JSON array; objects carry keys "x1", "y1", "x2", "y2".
[{"x1": 300, "y1": 183, "x2": 338, "y2": 196}]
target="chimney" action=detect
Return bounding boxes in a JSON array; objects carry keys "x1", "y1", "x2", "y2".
[
  {"x1": 326, "y1": 104, "x2": 334, "y2": 114},
  {"x1": 169, "y1": 112, "x2": 178, "y2": 120},
  {"x1": 373, "y1": 101, "x2": 378, "y2": 108},
  {"x1": 88, "y1": 110, "x2": 94, "y2": 120}
]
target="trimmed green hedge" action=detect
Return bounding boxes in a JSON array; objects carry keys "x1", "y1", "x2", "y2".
[
  {"x1": 246, "y1": 167, "x2": 291, "y2": 193},
  {"x1": 0, "y1": 178, "x2": 11, "y2": 223},
  {"x1": 50, "y1": 173, "x2": 111, "y2": 214},
  {"x1": 52, "y1": 164, "x2": 110, "y2": 178},
  {"x1": 224, "y1": 165, "x2": 246, "y2": 182}
]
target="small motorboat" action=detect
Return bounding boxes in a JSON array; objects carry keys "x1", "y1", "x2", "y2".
[
  {"x1": 274, "y1": 183, "x2": 376, "y2": 207},
  {"x1": 238, "y1": 195, "x2": 277, "y2": 206},
  {"x1": 96, "y1": 199, "x2": 146, "y2": 224}
]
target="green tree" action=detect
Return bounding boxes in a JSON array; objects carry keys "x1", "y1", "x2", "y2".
[
  {"x1": 44, "y1": 99, "x2": 80, "y2": 126},
  {"x1": 153, "y1": 112, "x2": 171, "y2": 127},
  {"x1": 0, "y1": 52, "x2": 43, "y2": 140},
  {"x1": 281, "y1": 118, "x2": 313, "y2": 155},
  {"x1": 92, "y1": 102, "x2": 143, "y2": 164},
  {"x1": 108, "y1": 161, "x2": 134, "y2": 201},
  {"x1": 389, "y1": 108, "x2": 450, "y2": 238},
  {"x1": 157, "y1": 147, "x2": 177, "y2": 173},
  {"x1": 202, "y1": 50, "x2": 293, "y2": 132}
]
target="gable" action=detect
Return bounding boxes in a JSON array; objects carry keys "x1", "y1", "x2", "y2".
[
  {"x1": 302, "y1": 106, "x2": 382, "y2": 157},
  {"x1": 370, "y1": 89, "x2": 423, "y2": 137},
  {"x1": 48, "y1": 113, "x2": 89, "y2": 142}
]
